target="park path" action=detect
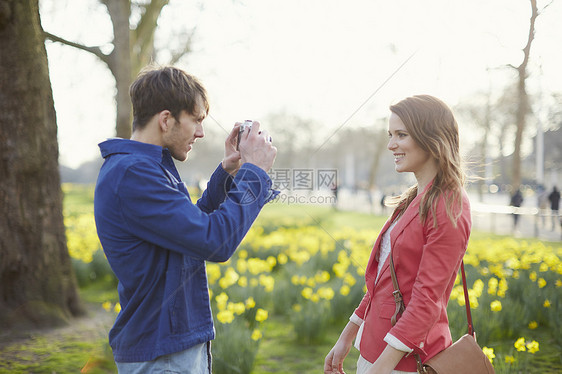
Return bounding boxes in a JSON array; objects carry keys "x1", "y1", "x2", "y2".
[
  {"x1": 334, "y1": 188, "x2": 561, "y2": 242},
  {"x1": 0, "y1": 303, "x2": 115, "y2": 372}
]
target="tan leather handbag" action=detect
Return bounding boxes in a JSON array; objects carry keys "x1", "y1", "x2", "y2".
[{"x1": 389, "y1": 254, "x2": 495, "y2": 374}]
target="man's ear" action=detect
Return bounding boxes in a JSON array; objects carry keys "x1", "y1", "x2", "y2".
[{"x1": 158, "y1": 110, "x2": 172, "y2": 132}]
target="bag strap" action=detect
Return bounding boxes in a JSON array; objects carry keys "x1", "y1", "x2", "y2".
[
  {"x1": 459, "y1": 261, "x2": 475, "y2": 336},
  {"x1": 389, "y1": 251, "x2": 405, "y2": 326},
  {"x1": 388, "y1": 254, "x2": 475, "y2": 373},
  {"x1": 388, "y1": 255, "x2": 473, "y2": 333}
]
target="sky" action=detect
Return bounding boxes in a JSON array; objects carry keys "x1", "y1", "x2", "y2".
[{"x1": 41, "y1": 0, "x2": 562, "y2": 168}]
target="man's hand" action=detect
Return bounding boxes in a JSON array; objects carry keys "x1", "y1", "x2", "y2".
[
  {"x1": 221, "y1": 123, "x2": 242, "y2": 175},
  {"x1": 238, "y1": 121, "x2": 276, "y2": 173}
]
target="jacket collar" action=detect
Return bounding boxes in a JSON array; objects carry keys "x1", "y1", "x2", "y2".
[
  {"x1": 99, "y1": 138, "x2": 164, "y2": 161},
  {"x1": 98, "y1": 138, "x2": 180, "y2": 181},
  {"x1": 366, "y1": 180, "x2": 434, "y2": 286}
]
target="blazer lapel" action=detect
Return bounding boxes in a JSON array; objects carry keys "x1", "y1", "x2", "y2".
[
  {"x1": 389, "y1": 181, "x2": 434, "y2": 265},
  {"x1": 365, "y1": 210, "x2": 399, "y2": 287}
]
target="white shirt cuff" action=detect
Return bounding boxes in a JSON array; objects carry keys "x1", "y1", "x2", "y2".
[
  {"x1": 349, "y1": 313, "x2": 363, "y2": 326},
  {"x1": 384, "y1": 333, "x2": 413, "y2": 353}
]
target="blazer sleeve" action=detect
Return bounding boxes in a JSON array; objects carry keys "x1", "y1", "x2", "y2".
[
  {"x1": 354, "y1": 290, "x2": 371, "y2": 320},
  {"x1": 389, "y1": 194, "x2": 471, "y2": 354}
]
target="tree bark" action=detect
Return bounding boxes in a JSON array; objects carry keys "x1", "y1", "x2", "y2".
[
  {"x1": 103, "y1": 0, "x2": 133, "y2": 139},
  {"x1": 0, "y1": 0, "x2": 84, "y2": 328}
]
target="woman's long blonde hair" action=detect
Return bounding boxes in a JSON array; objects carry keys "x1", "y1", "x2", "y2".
[{"x1": 388, "y1": 95, "x2": 465, "y2": 227}]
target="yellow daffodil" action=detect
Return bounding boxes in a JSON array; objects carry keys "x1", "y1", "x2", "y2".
[
  {"x1": 526, "y1": 340, "x2": 539, "y2": 354},
  {"x1": 102, "y1": 301, "x2": 112, "y2": 312},
  {"x1": 217, "y1": 310, "x2": 235, "y2": 324},
  {"x1": 482, "y1": 347, "x2": 495, "y2": 363},
  {"x1": 238, "y1": 276, "x2": 248, "y2": 287},
  {"x1": 277, "y1": 253, "x2": 288, "y2": 264},
  {"x1": 251, "y1": 329, "x2": 262, "y2": 341},
  {"x1": 216, "y1": 292, "x2": 229, "y2": 310},
  {"x1": 490, "y1": 300, "x2": 502, "y2": 312},
  {"x1": 514, "y1": 337, "x2": 526, "y2": 352},
  {"x1": 487, "y1": 277, "x2": 498, "y2": 295},
  {"x1": 245, "y1": 297, "x2": 256, "y2": 309},
  {"x1": 255, "y1": 308, "x2": 268, "y2": 322},
  {"x1": 318, "y1": 287, "x2": 335, "y2": 300}
]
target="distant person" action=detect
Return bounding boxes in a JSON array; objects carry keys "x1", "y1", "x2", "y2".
[
  {"x1": 510, "y1": 188, "x2": 524, "y2": 230},
  {"x1": 548, "y1": 186, "x2": 560, "y2": 230},
  {"x1": 94, "y1": 65, "x2": 277, "y2": 373},
  {"x1": 536, "y1": 185, "x2": 549, "y2": 227},
  {"x1": 331, "y1": 183, "x2": 339, "y2": 210},
  {"x1": 325, "y1": 95, "x2": 471, "y2": 374}
]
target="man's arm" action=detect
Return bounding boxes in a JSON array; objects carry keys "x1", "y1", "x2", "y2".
[{"x1": 115, "y1": 160, "x2": 273, "y2": 262}]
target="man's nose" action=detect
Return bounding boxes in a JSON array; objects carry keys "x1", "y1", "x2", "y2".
[{"x1": 196, "y1": 124, "x2": 205, "y2": 138}]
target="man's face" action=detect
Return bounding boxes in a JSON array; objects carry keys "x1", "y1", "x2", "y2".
[{"x1": 163, "y1": 99, "x2": 206, "y2": 162}]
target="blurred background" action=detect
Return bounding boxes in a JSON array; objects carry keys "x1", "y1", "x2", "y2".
[
  {"x1": 41, "y1": 0, "x2": 562, "y2": 239},
  {"x1": 1, "y1": 1, "x2": 561, "y2": 373}
]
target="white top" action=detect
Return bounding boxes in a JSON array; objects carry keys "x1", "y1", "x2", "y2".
[
  {"x1": 376, "y1": 220, "x2": 398, "y2": 283},
  {"x1": 350, "y1": 220, "x2": 413, "y2": 354}
]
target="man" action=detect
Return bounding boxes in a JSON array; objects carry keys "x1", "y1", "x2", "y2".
[
  {"x1": 548, "y1": 186, "x2": 560, "y2": 231},
  {"x1": 94, "y1": 65, "x2": 277, "y2": 373}
]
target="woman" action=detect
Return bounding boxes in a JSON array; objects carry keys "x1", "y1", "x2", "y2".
[{"x1": 324, "y1": 95, "x2": 472, "y2": 374}]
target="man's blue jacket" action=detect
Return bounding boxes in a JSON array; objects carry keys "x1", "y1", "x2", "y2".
[{"x1": 94, "y1": 139, "x2": 276, "y2": 362}]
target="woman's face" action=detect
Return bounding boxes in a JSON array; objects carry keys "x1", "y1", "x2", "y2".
[{"x1": 387, "y1": 113, "x2": 434, "y2": 175}]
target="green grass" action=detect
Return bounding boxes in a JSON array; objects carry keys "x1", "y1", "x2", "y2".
[
  {"x1": 257, "y1": 202, "x2": 387, "y2": 232},
  {"x1": 0, "y1": 322, "x2": 116, "y2": 374},
  {"x1": 252, "y1": 316, "x2": 359, "y2": 373},
  {"x1": 62, "y1": 183, "x2": 95, "y2": 213},
  {"x1": 2, "y1": 186, "x2": 558, "y2": 373}
]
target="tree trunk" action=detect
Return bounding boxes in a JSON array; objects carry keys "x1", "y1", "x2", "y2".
[
  {"x1": 44, "y1": 0, "x2": 179, "y2": 140},
  {"x1": 0, "y1": 0, "x2": 84, "y2": 328},
  {"x1": 512, "y1": 0, "x2": 537, "y2": 190},
  {"x1": 104, "y1": 0, "x2": 133, "y2": 139}
]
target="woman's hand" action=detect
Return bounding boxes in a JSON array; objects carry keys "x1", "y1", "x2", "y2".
[{"x1": 324, "y1": 321, "x2": 360, "y2": 374}]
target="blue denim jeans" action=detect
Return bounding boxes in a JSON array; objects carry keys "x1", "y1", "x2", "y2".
[{"x1": 115, "y1": 342, "x2": 211, "y2": 374}]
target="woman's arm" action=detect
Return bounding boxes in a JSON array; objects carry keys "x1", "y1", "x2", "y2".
[
  {"x1": 324, "y1": 321, "x2": 360, "y2": 374},
  {"x1": 365, "y1": 344, "x2": 406, "y2": 374}
]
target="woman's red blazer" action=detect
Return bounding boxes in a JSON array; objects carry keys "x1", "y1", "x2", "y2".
[{"x1": 354, "y1": 186, "x2": 472, "y2": 372}]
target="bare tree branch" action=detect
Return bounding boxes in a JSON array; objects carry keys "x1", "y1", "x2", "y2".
[
  {"x1": 131, "y1": 0, "x2": 169, "y2": 74},
  {"x1": 44, "y1": 31, "x2": 110, "y2": 66},
  {"x1": 168, "y1": 28, "x2": 196, "y2": 65},
  {"x1": 133, "y1": 0, "x2": 169, "y2": 48}
]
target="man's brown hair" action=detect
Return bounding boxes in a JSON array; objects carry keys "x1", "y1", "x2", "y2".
[{"x1": 129, "y1": 65, "x2": 209, "y2": 130}]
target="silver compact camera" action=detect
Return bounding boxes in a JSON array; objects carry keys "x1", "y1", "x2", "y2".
[{"x1": 237, "y1": 120, "x2": 253, "y2": 150}]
